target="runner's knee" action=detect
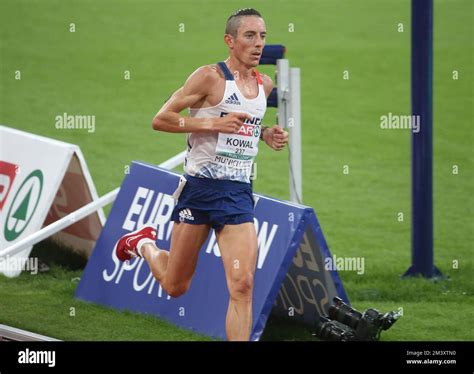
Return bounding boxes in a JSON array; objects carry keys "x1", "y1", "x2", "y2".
[
  {"x1": 228, "y1": 272, "x2": 254, "y2": 301},
  {"x1": 163, "y1": 281, "x2": 190, "y2": 298}
]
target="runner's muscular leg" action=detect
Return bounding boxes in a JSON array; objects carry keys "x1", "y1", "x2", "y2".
[
  {"x1": 141, "y1": 222, "x2": 211, "y2": 297},
  {"x1": 216, "y1": 222, "x2": 258, "y2": 341}
]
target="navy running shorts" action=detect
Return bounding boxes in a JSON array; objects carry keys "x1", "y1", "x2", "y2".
[{"x1": 171, "y1": 174, "x2": 255, "y2": 231}]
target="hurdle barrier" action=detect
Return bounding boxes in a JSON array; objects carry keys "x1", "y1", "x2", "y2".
[{"x1": 260, "y1": 44, "x2": 303, "y2": 204}]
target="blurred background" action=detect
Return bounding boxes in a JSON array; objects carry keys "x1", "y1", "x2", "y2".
[{"x1": 0, "y1": 0, "x2": 472, "y2": 340}]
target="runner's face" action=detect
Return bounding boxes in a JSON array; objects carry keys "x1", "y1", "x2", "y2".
[{"x1": 233, "y1": 16, "x2": 266, "y2": 67}]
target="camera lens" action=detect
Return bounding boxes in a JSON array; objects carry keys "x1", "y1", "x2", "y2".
[
  {"x1": 315, "y1": 317, "x2": 355, "y2": 342},
  {"x1": 380, "y1": 311, "x2": 401, "y2": 330},
  {"x1": 328, "y1": 297, "x2": 362, "y2": 329},
  {"x1": 315, "y1": 298, "x2": 401, "y2": 341}
]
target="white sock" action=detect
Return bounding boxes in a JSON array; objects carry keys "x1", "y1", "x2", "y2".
[{"x1": 136, "y1": 238, "x2": 155, "y2": 257}]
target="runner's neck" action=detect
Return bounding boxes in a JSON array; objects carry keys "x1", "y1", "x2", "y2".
[{"x1": 224, "y1": 57, "x2": 257, "y2": 81}]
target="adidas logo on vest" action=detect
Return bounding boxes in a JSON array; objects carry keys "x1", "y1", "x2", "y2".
[{"x1": 225, "y1": 93, "x2": 241, "y2": 105}]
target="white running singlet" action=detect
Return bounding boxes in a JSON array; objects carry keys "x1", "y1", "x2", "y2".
[{"x1": 183, "y1": 62, "x2": 267, "y2": 183}]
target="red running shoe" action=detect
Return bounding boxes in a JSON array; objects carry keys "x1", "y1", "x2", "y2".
[{"x1": 115, "y1": 225, "x2": 157, "y2": 261}]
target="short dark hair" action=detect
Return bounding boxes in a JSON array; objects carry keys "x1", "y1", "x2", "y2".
[{"x1": 225, "y1": 8, "x2": 262, "y2": 37}]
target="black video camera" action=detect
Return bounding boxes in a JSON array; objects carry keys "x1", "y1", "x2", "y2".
[{"x1": 313, "y1": 297, "x2": 401, "y2": 341}]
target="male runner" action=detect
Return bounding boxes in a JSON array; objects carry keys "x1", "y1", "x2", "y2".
[{"x1": 115, "y1": 8, "x2": 288, "y2": 341}]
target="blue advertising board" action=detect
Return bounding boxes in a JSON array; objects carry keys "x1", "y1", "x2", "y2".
[{"x1": 76, "y1": 161, "x2": 347, "y2": 340}]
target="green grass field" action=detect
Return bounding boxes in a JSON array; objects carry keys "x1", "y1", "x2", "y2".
[{"x1": 0, "y1": 0, "x2": 472, "y2": 341}]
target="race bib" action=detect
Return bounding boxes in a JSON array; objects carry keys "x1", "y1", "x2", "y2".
[{"x1": 215, "y1": 123, "x2": 261, "y2": 169}]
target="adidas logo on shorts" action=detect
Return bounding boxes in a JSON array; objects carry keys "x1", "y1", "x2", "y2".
[
  {"x1": 225, "y1": 93, "x2": 241, "y2": 105},
  {"x1": 179, "y1": 208, "x2": 195, "y2": 222}
]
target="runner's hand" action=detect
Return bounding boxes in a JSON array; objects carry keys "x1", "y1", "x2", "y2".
[
  {"x1": 212, "y1": 112, "x2": 251, "y2": 133},
  {"x1": 264, "y1": 125, "x2": 289, "y2": 151}
]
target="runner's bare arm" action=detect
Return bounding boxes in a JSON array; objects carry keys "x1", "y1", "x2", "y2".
[{"x1": 152, "y1": 66, "x2": 251, "y2": 134}]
